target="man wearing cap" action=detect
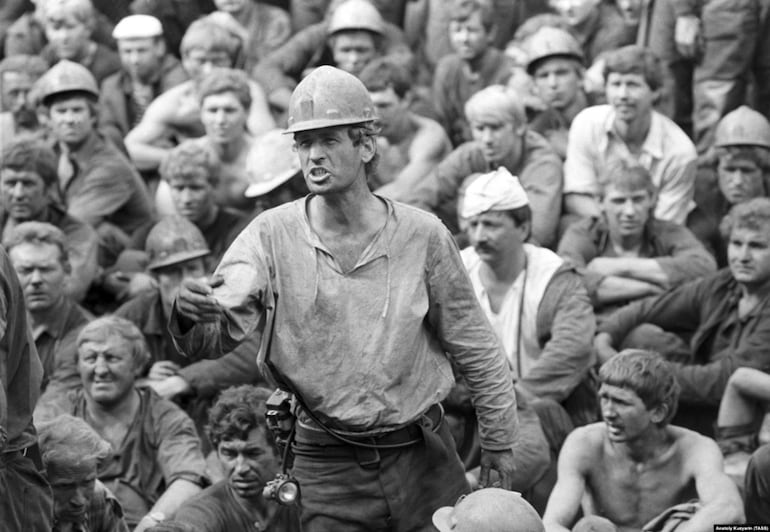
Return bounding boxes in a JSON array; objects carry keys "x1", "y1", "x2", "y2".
[
  {"x1": 120, "y1": 215, "x2": 265, "y2": 422},
  {"x1": 688, "y1": 106, "x2": 770, "y2": 267},
  {"x1": 358, "y1": 56, "x2": 452, "y2": 195},
  {"x1": 36, "y1": 59, "x2": 154, "y2": 265},
  {"x1": 460, "y1": 168, "x2": 596, "y2": 421},
  {"x1": 433, "y1": 488, "x2": 545, "y2": 532},
  {"x1": 125, "y1": 17, "x2": 274, "y2": 173},
  {"x1": 171, "y1": 65, "x2": 518, "y2": 531},
  {"x1": 99, "y1": 14, "x2": 187, "y2": 151},
  {"x1": 407, "y1": 84, "x2": 563, "y2": 247},
  {"x1": 525, "y1": 26, "x2": 590, "y2": 161},
  {"x1": 253, "y1": 0, "x2": 412, "y2": 113}
]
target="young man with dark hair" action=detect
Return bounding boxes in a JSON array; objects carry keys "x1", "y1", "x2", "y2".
[
  {"x1": 0, "y1": 138, "x2": 99, "y2": 300},
  {"x1": 358, "y1": 55, "x2": 451, "y2": 194},
  {"x1": 432, "y1": 0, "x2": 513, "y2": 146},
  {"x1": 558, "y1": 159, "x2": 715, "y2": 316},
  {"x1": 171, "y1": 385, "x2": 300, "y2": 531},
  {"x1": 564, "y1": 45, "x2": 697, "y2": 225},
  {"x1": 543, "y1": 350, "x2": 743, "y2": 532}
]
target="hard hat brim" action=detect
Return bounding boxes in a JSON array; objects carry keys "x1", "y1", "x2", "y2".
[
  {"x1": 148, "y1": 249, "x2": 210, "y2": 271},
  {"x1": 245, "y1": 168, "x2": 300, "y2": 198},
  {"x1": 526, "y1": 52, "x2": 584, "y2": 75},
  {"x1": 431, "y1": 507, "x2": 452, "y2": 532},
  {"x1": 283, "y1": 116, "x2": 375, "y2": 134}
]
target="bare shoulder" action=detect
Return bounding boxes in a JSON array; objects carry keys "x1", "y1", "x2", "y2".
[
  {"x1": 560, "y1": 423, "x2": 606, "y2": 469},
  {"x1": 143, "y1": 82, "x2": 192, "y2": 120},
  {"x1": 669, "y1": 425, "x2": 722, "y2": 469}
]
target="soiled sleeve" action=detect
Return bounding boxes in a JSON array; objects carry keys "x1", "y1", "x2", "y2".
[{"x1": 426, "y1": 225, "x2": 518, "y2": 450}]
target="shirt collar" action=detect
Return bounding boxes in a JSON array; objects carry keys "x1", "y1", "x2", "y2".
[
  {"x1": 601, "y1": 108, "x2": 664, "y2": 160},
  {"x1": 31, "y1": 296, "x2": 72, "y2": 341}
]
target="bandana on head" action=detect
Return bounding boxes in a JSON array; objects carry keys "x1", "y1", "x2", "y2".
[{"x1": 460, "y1": 167, "x2": 529, "y2": 219}]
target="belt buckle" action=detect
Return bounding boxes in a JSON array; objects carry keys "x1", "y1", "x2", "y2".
[
  {"x1": 355, "y1": 442, "x2": 381, "y2": 469},
  {"x1": 21, "y1": 446, "x2": 28, "y2": 457}
]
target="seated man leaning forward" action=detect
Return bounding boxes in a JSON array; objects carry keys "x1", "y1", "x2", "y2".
[
  {"x1": 558, "y1": 159, "x2": 716, "y2": 318},
  {"x1": 543, "y1": 349, "x2": 744, "y2": 532},
  {"x1": 171, "y1": 385, "x2": 300, "y2": 531},
  {"x1": 593, "y1": 198, "x2": 770, "y2": 435},
  {"x1": 563, "y1": 45, "x2": 697, "y2": 225}
]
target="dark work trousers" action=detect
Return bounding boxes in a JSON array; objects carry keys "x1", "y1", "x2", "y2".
[
  {"x1": 745, "y1": 443, "x2": 770, "y2": 523},
  {"x1": 291, "y1": 420, "x2": 470, "y2": 532},
  {"x1": 0, "y1": 447, "x2": 54, "y2": 532}
]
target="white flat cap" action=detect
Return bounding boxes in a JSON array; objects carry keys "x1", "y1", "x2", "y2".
[
  {"x1": 112, "y1": 15, "x2": 163, "y2": 40},
  {"x1": 461, "y1": 167, "x2": 529, "y2": 219}
]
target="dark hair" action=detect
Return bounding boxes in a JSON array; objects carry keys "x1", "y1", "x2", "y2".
[
  {"x1": 720, "y1": 197, "x2": 770, "y2": 238},
  {"x1": 503, "y1": 205, "x2": 532, "y2": 239},
  {"x1": 599, "y1": 349, "x2": 680, "y2": 426},
  {"x1": 207, "y1": 385, "x2": 272, "y2": 447},
  {"x1": 359, "y1": 56, "x2": 411, "y2": 98},
  {"x1": 449, "y1": 0, "x2": 495, "y2": 32},
  {"x1": 4, "y1": 221, "x2": 71, "y2": 273},
  {"x1": 347, "y1": 122, "x2": 380, "y2": 180},
  {"x1": 160, "y1": 139, "x2": 221, "y2": 186},
  {"x1": 1, "y1": 138, "x2": 58, "y2": 188},
  {"x1": 603, "y1": 45, "x2": 663, "y2": 92}
]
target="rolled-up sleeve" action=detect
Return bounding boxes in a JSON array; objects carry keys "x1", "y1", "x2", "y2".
[
  {"x1": 153, "y1": 400, "x2": 209, "y2": 487},
  {"x1": 563, "y1": 108, "x2": 601, "y2": 195},
  {"x1": 426, "y1": 227, "x2": 518, "y2": 450}
]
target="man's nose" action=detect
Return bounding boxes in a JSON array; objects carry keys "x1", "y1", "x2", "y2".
[{"x1": 11, "y1": 182, "x2": 25, "y2": 197}]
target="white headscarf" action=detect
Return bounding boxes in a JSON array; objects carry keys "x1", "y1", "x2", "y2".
[{"x1": 460, "y1": 167, "x2": 529, "y2": 219}]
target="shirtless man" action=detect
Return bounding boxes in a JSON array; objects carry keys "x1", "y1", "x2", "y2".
[
  {"x1": 543, "y1": 350, "x2": 743, "y2": 532},
  {"x1": 125, "y1": 16, "x2": 274, "y2": 173},
  {"x1": 358, "y1": 56, "x2": 451, "y2": 196}
]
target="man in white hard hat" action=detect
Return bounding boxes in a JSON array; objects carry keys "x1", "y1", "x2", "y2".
[
  {"x1": 688, "y1": 106, "x2": 770, "y2": 267},
  {"x1": 35, "y1": 59, "x2": 154, "y2": 265},
  {"x1": 171, "y1": 65, "x2": 518, "y2": 531},
  {"x1": 99, "y1": 14, "x2": 187, "y2": 149},
  {"x1": 525, "y1": 26, "x2": 589, "y2": 160}
]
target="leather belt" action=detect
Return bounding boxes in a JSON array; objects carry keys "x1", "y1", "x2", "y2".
[
  {"x1": 2, "y1": 443, "x2": 43, "y2": 470},
  {"x1": 295, "y1": 403, "x2": 444, "y2": 449}
]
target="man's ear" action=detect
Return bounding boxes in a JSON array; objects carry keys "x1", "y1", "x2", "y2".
[
  {"x1": 650, "y1": 403, "x2": 668, "y2": 425},
  {"x1": 360, "y1": 135, "x2": 376, "y2": 164}
]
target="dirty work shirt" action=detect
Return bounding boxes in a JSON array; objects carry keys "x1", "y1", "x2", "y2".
[{"x1": 171, "y1": 196, "x2": 517, "y2": 449}]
